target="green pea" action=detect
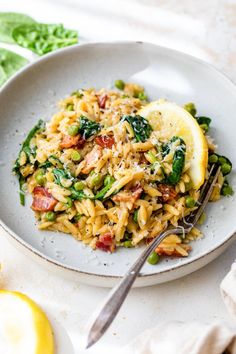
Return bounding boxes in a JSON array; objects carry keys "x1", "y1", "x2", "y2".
[
  {"x1": 114, "y1": 79, "x2": 125, "y2": 90},
  {"x1": 45, "y1": 211, "x2": 56, "y2": 221},
  {"x1": 35, "y1": 170, "x2": 46, "y2": 186},
  {"x1": 133, "y1": 209, "x2": 138, "y2": 223},
  {"x1": 67, "y1": 125, "x2": 79, "y2": 136},
  {"x1": 121, "y1": 94, "x2": 129, "y2": 99},
  {"x1": 218, "y1": 156, "x2": 227, "y2": 165},
  {"x1": 138, "y1": 92, "x2": 148, "y2": 101},
  {"x1": 185, "y1": 196, "x2": 196, "y2": 208},
  {"x1": 183, "y1": 102, "x2": 197, "y2": 117},
  {"x1": 71, "y1": 150, "x2": 81, "y2": 162},
  {"x1": 66, "y1": 197, "x2": 73, "y2": 208},
  {"x1": 221, "y1": 185, "x2": 234, "y2": 196},
  {"x1": 221, "y1": 163, "x2": 232, "y2": 175},
  {"x1": 209, "y1": 154, "x2": 218, "y2": 164},
  {"x1": 147, "y1": 252, "x2": 160, "y2": 265},
  {"x1": 66, "y1": 104, "x2": 74, "y2": 111},
  {"x1": 74, "y1": 181, "x2": 85, "y2": 191},
  {"x1": 123, "y1": 240, "x2": 133, "y2": 248},
  {"x1": 91, "y1": 173, "x2": 103, "y2": 187}
]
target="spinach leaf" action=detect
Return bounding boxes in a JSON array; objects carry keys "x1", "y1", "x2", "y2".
[
  {"x1": 0, "y1": 66, "x2": 6, "y2": 86},
  {"x1": 13, "y1": 119, "x2": 45, "y2": 205},
  {"x1": 19, "y1": 175, "x2": 26, "y2": 206},
  {"x1": 94, "y1": 176, "x2": 115, "y2": 200},
  {"x1": 195, "y1": 116, "x2": 211, "y2": 132},
  {"x1": 39, "y1": 155, "x2": 63, "y2": 170},
  {"x1": 71, "y1": 90, "x2": 83, "y2": 98},
  {"x1": 12, "y1": 23, "x2": 78, "y2": 56},
  {"x1": 48, "y1": 155, "x2": 63, "y2": 168},
  {"x1": 22, "y1": 119, "x2": 45, "y2": 150},
  {"x1": 121, "y1": 115, "x2": 152, "y2": 142},
  {"x1": 0, "y1": 48, "x2": 28, "y2": 87},
  {"x1": 39, "y1": 160, "x2": 52, "y2": 169},
  {"x1": 70, "y1": 188, "x2": 88, "y2": 200},
  {"x1": 13, "y1": 119, "x2": 45, "y2": 174},
  {"x1": 52, "y1": 168, "x2": 73, "y2": 186},
  {"x1": 0, "y1": 12, "x2": 35, "y2": 43},
  {"x1": 79, "y1": 116, "x2": 101, "y2": 139},
  {"x1": 162, "y1": 136, "x2": 186, "y2": 185}
]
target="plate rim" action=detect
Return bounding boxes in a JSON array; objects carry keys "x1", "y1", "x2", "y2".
[
  {"x1": 1, "y1": 40, "x2": 236, "y2": 281},
  {"x1": 1, "y1": 217, "x2": 236, "y2": 281}
]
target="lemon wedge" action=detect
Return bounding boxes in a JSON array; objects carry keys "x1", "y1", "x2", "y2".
[
  {"x1": 0, "y1": 290, "x2": 54, "y2": 354},
  {"x1": 138, "y1": 100, "x2": 208, "y2": 189}
]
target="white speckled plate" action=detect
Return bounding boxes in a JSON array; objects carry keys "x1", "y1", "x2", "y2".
[{"x1": 0, "y1": 42, "x2": 236, "y2": 287}]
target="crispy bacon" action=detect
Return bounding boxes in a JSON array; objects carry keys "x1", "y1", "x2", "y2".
[
  {"x1": 112, "y1": 191, "x2": 131, "y2": 203},
  {"x1": 31, "y1": 187, "x2": 57, "y2": 212},
  {"x1": 158, "y1": 184, "x2": 177, "y2": 202},
  {"x1": 76, "y1": 137, "x2": 86, "y2": 149},
  {"x1": 139, "y1": 153, "x2": 147, "y2": 164},
  {"x1": 98, "y1": 94, "x2": 108, "y2": 109},
  {"x1": 96, "y1": 233, "x2": 115, "y2": 252},
  {"x1": 60, "y1": 134, "x2": 81, "y2": 149},
  {"x1": 145, "y1": 237, "x2": 154, "y2": 245},
  {"x1": 81, "y1": 145, "x2": 102, "y2": 174},
  {"x1": 131, "y1": 183, "x2": 143, "y2": 200},
  {"x1": 95, "y1": 135, "x2": 115, "y2": 148},
  {"x1": 112, "y1": 183, "x2": 143, "y2": 204}
]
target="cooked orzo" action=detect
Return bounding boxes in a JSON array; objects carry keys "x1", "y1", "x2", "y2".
[{"x1": 13, "y1": 80, "x2": 233, "y2": 262}]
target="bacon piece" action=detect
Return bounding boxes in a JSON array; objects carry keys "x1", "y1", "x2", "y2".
[
  {"x1": 33, "y1": 186, "x2": 51, "y2": 197},
  {"x1": 158, "y1": 184, "x2": 177, "y2": 202},
  {"x1": 98, "y1": 94, "x2": 108, "y2": 109},
  {"x1": 145, "y1": 237, "x2": 154, "y2": 245},
  {"x1": 96, "y1": 233, "x2": 115, "y2": 252},
  {"x1": 95, "y1": 135, "x2": 115, "y2": 148},
  {"x1": 81, "y1": 145, "x2": 102, "y2": 174},
  {"x1": 131, "y1": 183, "x2": 143, "y2": 200},
  {"x1": 76, "y1": 137, "x2": 86, "y2": 149},
  {"x1": 112, "y1": 191, "x2": 131, "y2": 203},
  {"x1": 60, "y1": 134, "x2": 81, "y2": 149},
  {"x1": 31, "y1": 187, "x2": 57, "y2": 212},
  {"x1": 139, "y1": 153, "x2": 147, "y2": 164},
  {"x1": 112, "y1": 183, "x2": 143, "y2": 204}
]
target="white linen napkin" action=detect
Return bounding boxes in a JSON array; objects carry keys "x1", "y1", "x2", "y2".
[
  {"x1": 122, "y1": 261, "x2": 236, "y2": 354},
  {"x1": 221, "y1": 261, "x2": 236, "y2": 320}
]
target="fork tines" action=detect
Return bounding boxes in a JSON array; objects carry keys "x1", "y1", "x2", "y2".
[{"x1": 184, "y1": 164, "x2": 221, "y2": 228}]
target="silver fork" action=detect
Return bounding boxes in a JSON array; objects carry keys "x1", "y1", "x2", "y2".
[{"x1": 86, "y1": 165, "x2": 221, "y2": 349}]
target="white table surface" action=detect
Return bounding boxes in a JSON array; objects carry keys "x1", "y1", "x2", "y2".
[{"x1": 1, "y1": 0, "x2": 236, "y2": 353}]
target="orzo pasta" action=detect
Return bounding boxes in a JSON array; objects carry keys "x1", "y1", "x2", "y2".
[{"x1": 13, "y1": 81, "x2": 233, "y2": 262}]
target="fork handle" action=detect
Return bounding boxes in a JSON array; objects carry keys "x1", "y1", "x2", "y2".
[
  {"x1": 87, "y1": 166, "x2": 222, "y2": 348},
  {"x1": 87, "y1": 227, "x2": 182, "y2": 346}
]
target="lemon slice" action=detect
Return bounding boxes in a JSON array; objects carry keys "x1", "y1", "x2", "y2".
[
  {"x1": 0, "y1": 290, "x2": 54, "y2": 354},
  {"x1": 138, "y1": 100, "x2": 208, "y2": 189}
]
